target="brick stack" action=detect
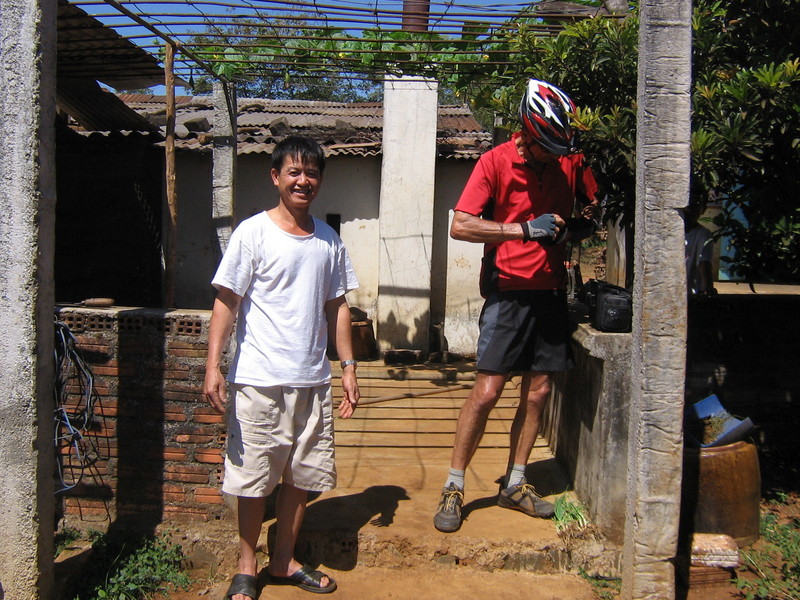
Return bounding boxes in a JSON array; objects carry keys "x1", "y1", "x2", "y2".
[{"x1": 55, "y1": 306, "x2": 230, "y2": 525}]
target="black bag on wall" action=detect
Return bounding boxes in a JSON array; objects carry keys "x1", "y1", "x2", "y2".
[{"x1": 581, "y1": 279, "x2": 633, "y2": 333}]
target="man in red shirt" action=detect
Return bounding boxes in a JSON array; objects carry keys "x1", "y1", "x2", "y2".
[{"x1": 434, "y1": 79, "x2": 600, "y2": 533}]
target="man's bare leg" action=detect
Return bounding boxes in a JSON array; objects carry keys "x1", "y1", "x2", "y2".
[
  {"x1": 267, "y1": 484, "x2": 332, "y2": 589},
  {"x1": 508, "y1": 372, "x2": 552, "y2": 467},
  {"x1": 434, "y1": 371, "x2": 508, "y2": 532},
  {"x1": 497, "y1": 371, "x2": 555, "y2": 518},
  {"x1": 231, "y1": 496, "x2": 267, "y2": 600},
  {"x1": 449, "y1": 371, "x2": 508, "y2": 471}
]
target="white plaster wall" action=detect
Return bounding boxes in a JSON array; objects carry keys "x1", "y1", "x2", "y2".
[
  {"x1": 434, "y1": 159, "x2": 482, "y2": 355},
  {"x1": 444, "y1": 209, "x2": 484, "y2": 355}
]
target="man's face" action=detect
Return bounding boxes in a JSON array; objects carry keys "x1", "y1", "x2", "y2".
[
  {"x1": 516, "y1": 130, "x2": 559, "y2": 164},
  {"x1": 271, "y1": 155, "x2": 322, "y2": 209}
]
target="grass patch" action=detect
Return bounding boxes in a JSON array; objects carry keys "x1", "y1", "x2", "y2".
[
  {"x1": 553, "y1": 495, "x2": 589, "y2": 532},
  {"x1": 737, "y1": 504, "x2": 800, "y2": 600},
  {"x1": 71, "y1": 531, "x2": 190, "y2": 600},
  {"x1": 55, "y1": 527, "x2": 82, "y2": 557}
]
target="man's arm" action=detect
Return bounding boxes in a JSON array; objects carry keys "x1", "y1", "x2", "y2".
[
  {"x1": 325, "y1": 295, "x2": 360, "y2": 419},
  {"x1": 450, "y1": 210, "x2": 565, "y2": 243},
  {"x1": 203, "y1": 286, "x2": 241, "y2": 414}
]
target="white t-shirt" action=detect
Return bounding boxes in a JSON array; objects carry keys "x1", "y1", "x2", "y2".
[{"x1": 212, "y1": 211, "x2": 359, "y2": 387}]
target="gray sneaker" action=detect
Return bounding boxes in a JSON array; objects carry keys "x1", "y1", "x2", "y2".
[
  {"x1": 433, "y1": 482, "x2": 464, "y2": 532},
  {"x1": 498, "y1": 481, "x2": 555, "y2": 519}
]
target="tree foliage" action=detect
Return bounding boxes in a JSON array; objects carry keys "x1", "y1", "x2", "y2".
[
  {"x1": 463, "y1": 0, "x2": 800, "y2": 282},
  {"x1": 691, "y1": 0, "x2": 800, "y2": 282}
]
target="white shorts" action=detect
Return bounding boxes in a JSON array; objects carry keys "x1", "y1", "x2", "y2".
[{"x1": 221, "y1": 383, "x2": 336, "y2": 498}]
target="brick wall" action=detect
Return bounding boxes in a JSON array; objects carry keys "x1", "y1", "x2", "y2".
[{"x1": 54, "y1": 306, "x2": 230, "y2": 525}]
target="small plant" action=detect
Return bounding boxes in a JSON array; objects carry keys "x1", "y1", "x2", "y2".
[
  {"x1": 71, "y1": 531, "x2": 190, "y2": 600},
  {"x1": 55, "y1": 527, "x2": 82, "y2": 557},
  {"x1": 553, "y1": 495, "x2": 592, "y2": 552},
  {"x1": 579, "y1": 567, "x2": 621, "y2": 600},
  {"x1": 554, "y1": 495, "x2": 589, "y2": 532},
  {"x1": 736, "y1": 506, "x2": 800, "y2": 600}
]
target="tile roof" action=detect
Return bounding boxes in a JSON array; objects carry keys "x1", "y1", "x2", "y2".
[{"x1": 107, "y1": 94, "x2": 492, "y2": 160}]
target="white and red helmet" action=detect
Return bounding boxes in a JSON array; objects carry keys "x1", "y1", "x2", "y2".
[{"x1": 518, "y1": 79, "x2": 578, "y2": 155}]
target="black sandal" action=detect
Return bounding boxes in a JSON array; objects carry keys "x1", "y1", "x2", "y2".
[
  {"x1": 270, "y1": 564, "x2": 337, "y2": 594},
  {"x1": 224, "y1": 573, "x2": 259, "y2": 599}
]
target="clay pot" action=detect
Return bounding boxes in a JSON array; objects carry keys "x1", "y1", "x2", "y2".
[{"x1": 681, "y1": 440, "x2": 761, "y2": 547}]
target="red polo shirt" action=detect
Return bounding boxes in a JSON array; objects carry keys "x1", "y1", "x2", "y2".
[{"x1": 454, "y1": 134, "x2": 598, "y2": 292}]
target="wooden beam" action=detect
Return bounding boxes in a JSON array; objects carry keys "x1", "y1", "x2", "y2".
[{"x1": 164, "y1": 42, "x2": 177, "y2": 307}]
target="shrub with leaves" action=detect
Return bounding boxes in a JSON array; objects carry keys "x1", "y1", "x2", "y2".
[
  {"x1": 738, "y1": 511, "x2": 800, "y2": 600},
  {"x1": 72, "y1": 532, "x2": 190, "y2": 600}
]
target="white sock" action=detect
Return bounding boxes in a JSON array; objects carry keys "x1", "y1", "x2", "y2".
[
  {"x1": 445, "y1": 468, "x2": 465, "y2": 491},
  {"x1": 506, "y1": 464, "x2": 527, "y2": 487}
]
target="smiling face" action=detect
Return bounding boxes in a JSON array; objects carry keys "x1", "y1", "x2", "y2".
[{"x1": 271, "y1": 154, "x2": 323, "y2": 211}]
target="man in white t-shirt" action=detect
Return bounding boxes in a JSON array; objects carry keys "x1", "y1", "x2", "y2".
[{"x1": 204, "y1": 136, "x2": 360, "y2": 599}]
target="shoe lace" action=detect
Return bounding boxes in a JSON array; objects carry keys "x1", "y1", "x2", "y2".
[
  {"x1": 443, "y1": 488, "x2": 463, "y2": 510},
  {"x1": 518, "y1": 483, "x2": 543, "y2": 500}
]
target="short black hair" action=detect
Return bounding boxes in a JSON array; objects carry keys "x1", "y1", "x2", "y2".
[{"x1": 271, "y1": 136, "x2": 326, "y2": 174}]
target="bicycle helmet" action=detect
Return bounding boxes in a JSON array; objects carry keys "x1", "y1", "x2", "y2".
[{"x1": 518, "y1": 79, "x2": 578, "y2": 155}]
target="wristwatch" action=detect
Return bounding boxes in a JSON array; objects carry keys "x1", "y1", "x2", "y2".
[{"x1": 340, "y1": 359, "x2": 358, "y2": 370}]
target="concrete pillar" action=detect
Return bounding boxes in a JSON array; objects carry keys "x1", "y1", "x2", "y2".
[
  {"x1": 377, "y1": 76, "x2": 438, "y2": 351},
  {"x1": 0, "y1": 0, "x2": 57, "y2": 595},
  {"x1": 622, "y1": 0, "x2": 692, "y2": 598},
  {"x1": 213, "y1": 80, "x2": 237, "y2": 255}
]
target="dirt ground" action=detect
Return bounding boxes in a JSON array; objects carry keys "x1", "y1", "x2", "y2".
[
  {"x1": 164, "y1": 565, "x2": 600, "y2": 600},
  {"x1": 577, "y1": 237, "x2": 607, "y2": 283},
  {"x1": 147, "y1": 479, "x2": 799, "y2": 600}
]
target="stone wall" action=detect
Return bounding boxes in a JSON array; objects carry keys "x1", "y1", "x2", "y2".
[
  {"x1": 54, "y1": 306, "x2": 227, "y2": 525},
  {"x1": 543, "y1": 321, "x2": 632, "y2": 545}
]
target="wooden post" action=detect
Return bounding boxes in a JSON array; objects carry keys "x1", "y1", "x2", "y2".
[{"x1": 163, "y1": 42, "x2": 177, "y2": 307}]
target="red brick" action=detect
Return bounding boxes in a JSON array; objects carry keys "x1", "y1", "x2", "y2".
[
  {"x1": 168, "y1": 341, "x2": 207, "y2": 351},
  {"x1": 92, "y1": 365, "x2": 126, "y2": 377},
  {"x1": 164, "y1": 491, "x2": 187, "y2": 502},
  {"x1": 63, "y1": 505, "x2": 111, "y2": 518},
  {"x1": 194, "y1": 414, "x2": 224, "y2": 425},
  {"x1": 162, "y1": 505, "x2": 210, "y2": 520},
  {"x1": 164, "y1": 382, "x2": 203, "y2": 393},
  {"x1": 161, "y1": 447, "x2": 190, "y2": 461},
  {"x1": 169, "y1": 349, "x2": 207, "y2": 358},
  {"x1": 195, "y1": 449, "x2": 224, "y2": 464},
  {"x1": 162, "y1": 370, "x2": 195, "y2": 379},
  {"x1": 194, "y1": 487, "x2": 224, "y2": 504},
  {"x1": 174, "y1": 433, "x2": 215, "y2": 444},
  {"x1": 163, "y1": 359, "x2": 192, "y2": 371},
  {"x1": 97, "y1": 399, "x2": 117, "y2": 416},
  {"x1": 166, "y1": 463, "x2": 208, "y2": 474},
  {"x1": 165, "y1": 471, "x2": 209, "y2": 484},
  {"x1": 164, "y1": 391, "x2": 204, "y2": 403}
]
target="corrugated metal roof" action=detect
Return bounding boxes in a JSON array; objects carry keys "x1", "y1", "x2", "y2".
[
  {"x1": 57, "y1": 0, "x2": 169, "y2": 90},
  {"x1": 109, "y1": 94, "x2": 492, "y2": 159}
]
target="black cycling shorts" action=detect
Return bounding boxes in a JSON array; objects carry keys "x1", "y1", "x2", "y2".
[{"x1": 476, "y1": 289, "x2": 574, "y2": 374}]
